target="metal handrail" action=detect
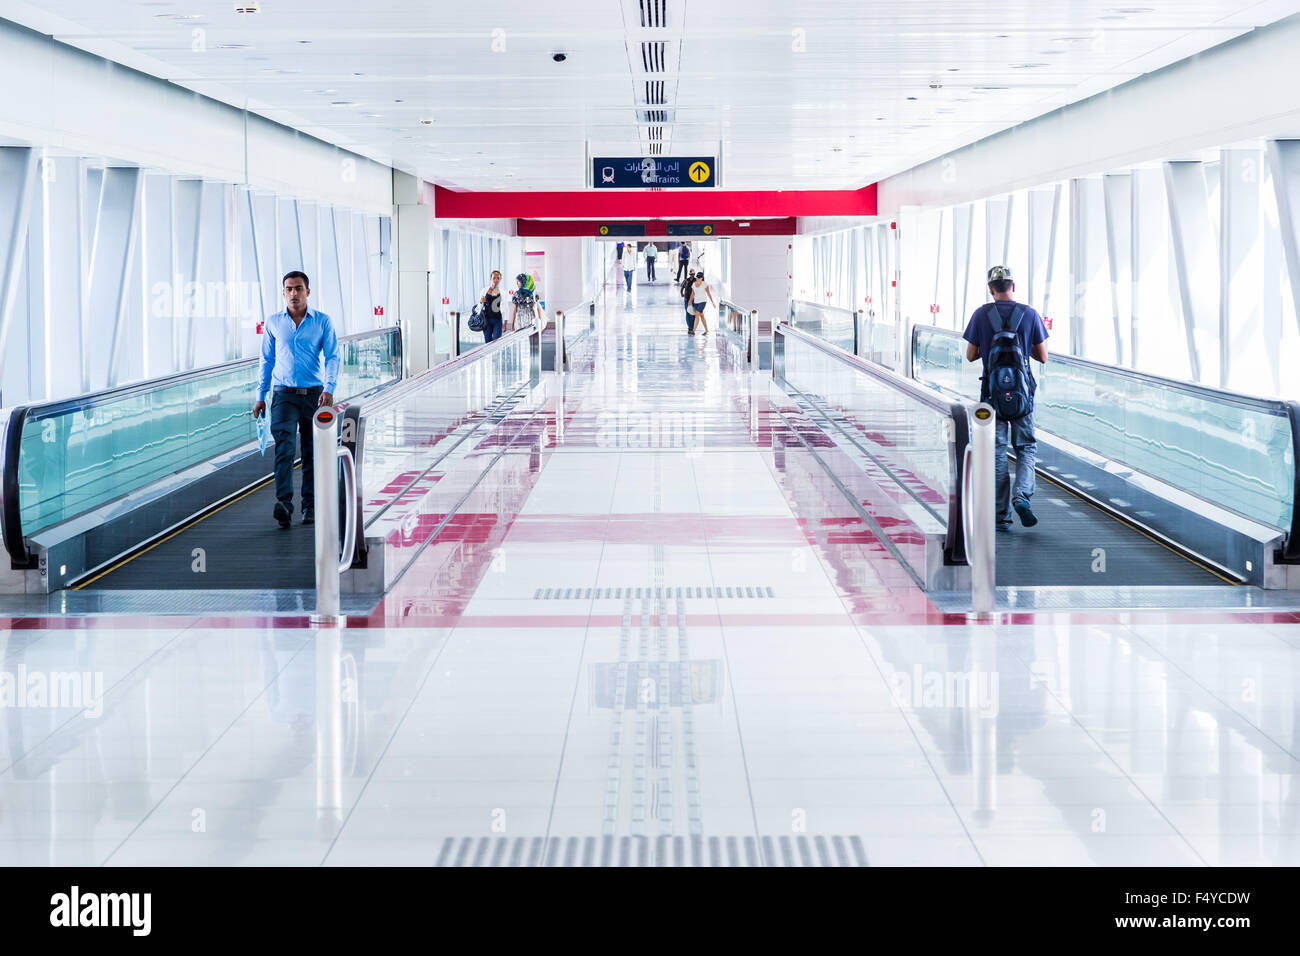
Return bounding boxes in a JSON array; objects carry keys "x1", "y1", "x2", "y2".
[
  {"x1": 775, "y1": 322, "x2": 970, "y2": 565},
  {"x1": 8, "y1": 325, "x2": 400, "y2": 417},
  {"x1": 912, "y1": 322, "x2": 1300, "y2": 559},
  {"x1": 912, "y1": 323, "x2": 1288, "y2": 412},
  {"x1": 359, "y1": 325, "x2": 537, "y2": 418},
  {"x1": 1, "y1": 325, "x2": 401, "y2": 568},
  {"x1": 789, "y1": 298, "x2": 856, "y2": 319}
]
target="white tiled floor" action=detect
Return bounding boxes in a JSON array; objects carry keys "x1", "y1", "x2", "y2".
[{"x1": 2, "y1": 288, "x2": 1298, "y2": 866}]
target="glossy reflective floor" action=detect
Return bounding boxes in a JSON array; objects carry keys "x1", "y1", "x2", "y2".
[{"x1": 2, "y1": 287, "x2": 1298, "y2": 866}]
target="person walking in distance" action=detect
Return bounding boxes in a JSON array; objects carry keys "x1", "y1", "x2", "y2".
[
  {"x1": 680, "y1": 269, "x2": 698, "y2": 334},
  {"x1": 689, "y1": 270, "x2": 715, "y2": 335},
  {"x1": 252, "y1": 271, "x2": 340, "y2": 529},
  {"x1": 623, "y1": 251, "x2": 635, "y2": 293},
  {"x1": 644, "y1": 241, "x2": 658, "y2": 282},
  {"x1": 510, "y1": 272, "x2": 540, "y2": 332},
  {"x1": 676, "y1": 242, "x2": 691, "y2": 282},
  {"x1": 962, "y1": 265, "x2": 1049, "y2": 533},
  {"x1": 478, "y1": 270, "x2": 505, "y2": 343}
]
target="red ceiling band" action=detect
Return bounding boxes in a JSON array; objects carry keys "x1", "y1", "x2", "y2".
[
  {"x1": 515, "y1": 218, "x2": 798, "y2": 237},
  {"x1": 433, "y1": 184, "x2": 876, "y2": 219}
]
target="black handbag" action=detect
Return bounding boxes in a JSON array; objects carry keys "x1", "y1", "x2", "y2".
[{"x1": 467, "y1": 305, "x2": 486, "y2": 332}]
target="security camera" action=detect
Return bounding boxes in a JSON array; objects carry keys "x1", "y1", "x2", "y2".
[{"x1": 552, "y1": 52, "x2": 567, "y2": 63}]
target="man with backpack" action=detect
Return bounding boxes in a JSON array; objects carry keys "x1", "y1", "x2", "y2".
[
  {"x1": 962, "y1": 265, "x2": 1049, "y2": 532},
  {"x1": 676, "y1": 242, "x2": 691, "y2": 282}
]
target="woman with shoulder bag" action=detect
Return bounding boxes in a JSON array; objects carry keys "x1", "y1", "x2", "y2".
[{"x1": 478, "y1": 270, "x2": 504, "y2": 342}]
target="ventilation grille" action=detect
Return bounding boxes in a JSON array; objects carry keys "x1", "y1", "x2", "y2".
[
  {"x1": 644, "y1": 79, "x2": 666, "y2": 104},
  {"x1": 641, "y1": 41, "x2": 667, "y2": 73},
  {"x1": 639, "y1": 0, "x2": 668, "y2": 28},
  {"x1": 639, "y1": 109, "x2": 672, "y2": 123}
]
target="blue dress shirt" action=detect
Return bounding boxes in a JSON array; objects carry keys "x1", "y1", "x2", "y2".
[{"x1": 257, "y1": 308, "x2": 341, "y2": 401}]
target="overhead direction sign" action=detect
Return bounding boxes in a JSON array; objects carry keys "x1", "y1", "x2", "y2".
[
  {"x1": 596, "y1": 223, "x2": 646, "y2": 237},
  {"x1": 592, "y1": 156, "x2": 717, "y2": 189},
  {"x1": 666, "y1": 223, "x2": 715, "y2": 237}
]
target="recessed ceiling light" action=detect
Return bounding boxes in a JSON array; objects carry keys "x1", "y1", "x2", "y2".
[
  {"x1": 213, "y1": 43, "x2": 251, "y2": 50},
  {"x1": 419, "y1": 118, "x2": 434, "y2": 125},
  {"x1": 329, "y1": 101, "x2": 355, "y2": 107},
  {"x1": 154, "y1": 12, "x2": 202, "y2": 20},
  {"x1": 234, "y1": 1, "x2": 260, "y2": 13},
  {"x1": 1011, "y1": 63, "x2": 1048, "y2": 69}
]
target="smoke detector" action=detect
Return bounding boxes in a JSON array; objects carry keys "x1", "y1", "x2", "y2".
[{"x1": 235, "y1": 1, "x2": 260, "y2": 13}]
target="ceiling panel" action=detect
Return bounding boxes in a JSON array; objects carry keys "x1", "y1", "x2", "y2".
[{"x1": 0, "y1": 0, "x2": 1294, "y2": 190}]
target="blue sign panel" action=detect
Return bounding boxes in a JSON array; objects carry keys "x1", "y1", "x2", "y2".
[{"x1": 592, "y1": 157, "x2": 717, "y2": 189}]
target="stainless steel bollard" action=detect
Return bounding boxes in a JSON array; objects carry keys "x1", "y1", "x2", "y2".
[
  {"x1": 966, "y1": 403, "x2": 997, "y2": 615},
  {"x1": 311, "y1": 406, "x2": 357, "y2": 625},
  {"x1": 748, "y1": 310, "x2": 758, "y2": 366},
  {"x1": 554, "y1": 310, "x2": 565, "y2": 373},
  {"x1": 312, "y1": 406, "x2": 341, "y2": 624}
]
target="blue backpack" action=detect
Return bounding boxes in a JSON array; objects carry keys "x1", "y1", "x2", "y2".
[{"x1": 983, "y1": 303, "x2": 1032, "y2": 420}]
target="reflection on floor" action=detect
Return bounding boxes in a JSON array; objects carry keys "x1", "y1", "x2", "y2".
[{"x1": 1, "y1": 285, "x2": 1297, "y2": 866}]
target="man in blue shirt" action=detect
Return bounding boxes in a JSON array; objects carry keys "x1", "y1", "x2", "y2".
[
  {"x1": 251, "y1": 271, "x2": 341, "y2": 529},
  {"x1": 962, "y1": 265, "x2": 1049, "y2": 532}
]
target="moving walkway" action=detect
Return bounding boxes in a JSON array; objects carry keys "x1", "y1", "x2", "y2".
[{"x1": 768, "y1": 301, "x2": 1300, "y2": 605}]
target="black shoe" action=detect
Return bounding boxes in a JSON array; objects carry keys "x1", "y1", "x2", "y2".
[
  {"x1": 302, "y1": 510, "x2": 314, "y2": 525},
  {"x1": 996, "y1": 523, "x2": 1012, "y2": 533},
  {"x1": 1013, "y1": 499, "x2": 1038, "y2": 527},
  {"x1": 274, "y1": 501, "x2": 292, "y2": 529}
]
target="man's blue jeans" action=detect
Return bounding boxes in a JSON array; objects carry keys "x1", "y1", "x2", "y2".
[
  {"x1": 624, "y1": 269, "x2": 634, "y2": 291},
  {"x1": 995, "y1": 410, "x2": 1037, "y2": 525},
  {"x1": 271, "y1": 386, "x2": 322, "y2": 515}
]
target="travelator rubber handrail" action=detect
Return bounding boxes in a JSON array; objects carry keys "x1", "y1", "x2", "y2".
[
  {"x1": 774, "y1": 322, "x2": 971, "y2": 565},
  {"x1": 789, "y1": 299, "x2": 862, "y2": 355},
  {"x1": 349, "y1": 325, "x2": 541, "y2": 542},
  {"x1": 1, "y1": 326, "x2": 401, "y2": 567},
  {"x1": 911, "y1": 323, "x2": 1300, "y2": 561},
  {"x1": 719, "y1": 301, "x2": 759, "y2": 364}
]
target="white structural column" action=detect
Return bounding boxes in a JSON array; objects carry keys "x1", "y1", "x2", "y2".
[
  {"x1": 1164, "y1": 161, "x2": 1219, "y2": 385},
  {"x1": 1220, "y1": 149, "x2": 1264, "y2": 393},
  {"x1": 1069, "y1": 178, "x2": 1108, "y2": 360},
  {"x1": 0, "y1": 146, "x2": 34, "y2": 377},
  {"x1": 1266, "y1": 140, "x2": 1300, "y2": 348},
  {"x1": 1102, "y1": 173, "x2": 1133, "y2": 367},
  {"x1": 985, "y1": 195, "x2": 1012, "y2": 271},
  {"x1": 41, "y1": 155, "x2": 85, "y2": 398},
  {"x1": 173, "y1": 179, "x2": 204, "y2": 372},
  {"x1": 395, "y1": 170, "x2": 430, "y2": 375},
  {"x1": 1026, "y1": 186, "x2": 1060, "y2": 326},
  {"x1": 952, "y1": 204, "x2": 972, "y2": 325},
  {"x1": 87, "y1": 165, "x2": 141, "y2": 389},
  {"x1": 140, "y1": 172, "x2": 172, "y2": 380},
  {"x1": 1130, "y1": 167, "x2": 1172, "y2": 377}
]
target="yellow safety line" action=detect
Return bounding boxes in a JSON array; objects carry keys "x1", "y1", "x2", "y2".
[
  {"x1": 1035, "y1": 470, "x2": 1243, "y2": 586},
  {"x1": 72, "y1": 470, "x2": 291, "y2": 589}
]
